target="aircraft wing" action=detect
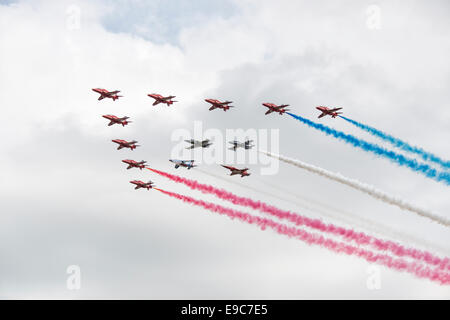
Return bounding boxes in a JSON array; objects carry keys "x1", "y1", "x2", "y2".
[
  {"x1": 329, "y1": 107, "x2": 342, "y2": 112},
  {"x1": 183, "y1": 160, "x2": 195, "y2": 168},
  {"x1": 221, "y1": 165, "x2": 236, "y2": 171},
  {"x1": 318, "y1": 112, "x2": 326, "y2": 118}
]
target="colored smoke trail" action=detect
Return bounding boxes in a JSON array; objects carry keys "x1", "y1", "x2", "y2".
[
  {"x1": 198, "y1": 167, "x2": 357, "y2": 223},
  {"x1": 252, "y1": 175, "x2": 450, "y2": 256},
  {"x1": 260, "y1": 150, "x2": 450, "y2": 228},
  {"x1": 287, "y1": 112, "x2": 450, "y2": 185},
  {"x1": 148, "y1": 168, "x2": 450, "y2": 271},
  {"x1": 199, "y1": 168, "x2": 450, "y2": 256},
  {"x1": 154, "y1": 187, "x2": 450, "y2": 285},
  {"x1": 340, "y1": 116, "x2": 450, "y2": 170}
]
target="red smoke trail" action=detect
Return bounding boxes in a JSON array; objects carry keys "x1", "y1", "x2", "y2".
[
  {"x1": 154, "y1": 187, "x2": 450, "y2": 285},
  {"x1": 148, "y1": 168, "x2": 450, "y2": 272}
]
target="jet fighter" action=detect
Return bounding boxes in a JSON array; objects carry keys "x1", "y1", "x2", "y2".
[
  {"x1": 169, "y1": 159, "x2": 196, "y2": 169},
  {"x1": 184, "y1": 139, "x2": 212, "y2": 149},
  {"x1": 205, "y1": 99, "x2": 234, "y2": 111},
  {"x1": 112, "y1": 139, "x2": 139, "y2": 150},
  {"x1": 148, "y1": 93, "x2": 177, "y2": 106},
  {"x1": 316, "y1": 106, "x2": 343, "y2": 118},
  {"x1": 102, "y1": 115, "x2": 131, "y2": 127},
  {"x1": 130, "y1": 180, "x2": 154, "y2": 190},
  {"x1": 228, "y1": 140, "x2": 254, "y2": 151},
  {"x1": 221, "y1": 165, "x2": 250, "y2": 177},
  {"x1": 262, "y1": 102, "x2": 290, "y2": 115},
  {"x1": 92, "y1": 88, "x2": 122, "y2": 101},
  {"x1": 122, "y1": 159, "x2": 147, "y2": 170}
]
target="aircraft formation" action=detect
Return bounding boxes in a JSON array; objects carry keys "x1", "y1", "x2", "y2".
[
  {"x1": 92, "y1": 87, "x2": 343, "y2": 189},
  {"x1": 89, "y1": 87, "x2": 450, "y2": 287}
]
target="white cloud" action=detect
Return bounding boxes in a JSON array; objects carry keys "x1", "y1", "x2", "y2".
[{"x1": 1, "y1": 0, "x2": 449, "y2": 298}]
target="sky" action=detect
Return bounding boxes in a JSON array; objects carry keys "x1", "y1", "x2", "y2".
[{"x1": 0, "y1": 0, "x2": 449, "y2": 299}]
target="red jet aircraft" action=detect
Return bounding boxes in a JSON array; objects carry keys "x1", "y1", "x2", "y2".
[
  {"x1": 221, "y1": 165, "x2": 250, "y2": 177},
  {"x1": 205, "y1": 99, "x2": 234, "y2": 111},
  {"x1": 262, "y1": 103, "x2": 290, "y2": 115},
  {"x1": 148, "y1": 93, "x2": 177, "y2": 106},
  {"x1": 316, "y1": 106, "x2": 343, "y2": 118},
  {"x1": 92, "y1": 88, "x2": 122, "y2": 101},
  {"x1": 122, "y1": 159, "x2": 147, "y2": 170},
  {"x1": 112, "y1": 139, "x2": 139, "y2": 150},
  {"x1": 102, "y1": 115, "x2": 131, "y2": 127},
  {"x1": 130, "y1": 180, "x2": 154, "y2": 190}
]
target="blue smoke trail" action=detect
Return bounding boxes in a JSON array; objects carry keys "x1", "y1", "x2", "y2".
[
  {"x1": 287, "y1": 112, "x2": 450, "y2": 185},
  {"x1": 340, "y1": 116, "x2": 450, "y2": 170}
]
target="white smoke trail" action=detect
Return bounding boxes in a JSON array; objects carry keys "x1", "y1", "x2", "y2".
[{"x1": 260, "y1": 150, "x2": 450, "y2": 227}]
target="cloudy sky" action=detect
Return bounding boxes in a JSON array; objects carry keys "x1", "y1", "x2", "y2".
[{"x1": 1, "y1": 0, "x2": 449, "y2": 299}]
